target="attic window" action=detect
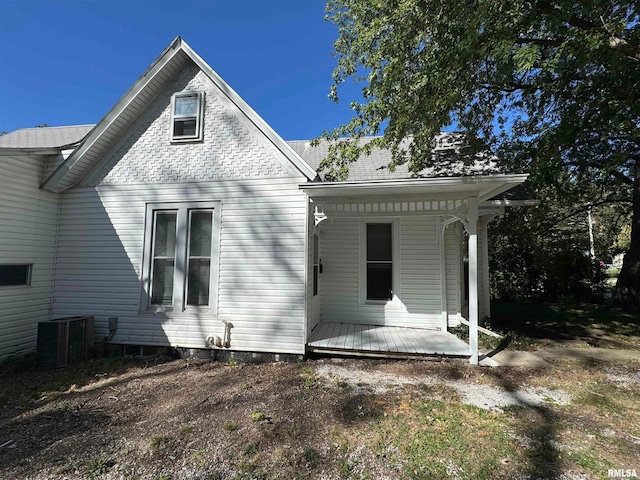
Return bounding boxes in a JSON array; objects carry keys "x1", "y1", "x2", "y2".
[{"x1": 171, "y1": 92, "x2": 204, "y2": 142}]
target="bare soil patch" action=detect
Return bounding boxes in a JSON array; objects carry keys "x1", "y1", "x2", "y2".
[{"x1": 1, "y1": 355, "x2": 639, "y2": 479}]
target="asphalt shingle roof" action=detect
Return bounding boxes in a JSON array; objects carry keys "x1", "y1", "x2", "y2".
[
  {"x1": 0, "y1": 125, "x2": 94, "y2": 150},
  {"x1": 1, "y1": 125, "x2": 505, "y2": 183},
  {"x1": 287, "y1": 133, "x2": 503, "y2": 181}
]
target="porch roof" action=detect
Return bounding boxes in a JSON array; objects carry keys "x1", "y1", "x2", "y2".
[{"x1": 300, "y1": 174, "x2": 528, "y2": 203}]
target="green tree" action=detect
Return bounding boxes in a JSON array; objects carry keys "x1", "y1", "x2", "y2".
[
  {"x1": 322, "y1": 0, "x2": 640, "y2": 309},
  {"x1": 489, "y1": 181, "x2": 628, "y2": 302}
]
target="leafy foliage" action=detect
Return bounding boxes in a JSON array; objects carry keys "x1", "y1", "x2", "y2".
[
  {"x1": 323, "y1": 0, "x2": 640, "y2": 308},
  {"x1": 490, "y1": 180, "x2": 630, "y2": 302},
  {"x1": 490, "y1": 208, "x2": 609, "y2": 302}
]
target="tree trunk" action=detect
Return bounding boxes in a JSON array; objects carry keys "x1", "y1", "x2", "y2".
[{"x1": 614, "y1": 157, "x2": 640, "y2": 311}]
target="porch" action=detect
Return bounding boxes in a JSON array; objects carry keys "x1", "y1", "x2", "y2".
[
  {"x1": 301, "y1": 174, "x2": 529, "y2": 364},
  {"x1": 307, "y1": 321, "x2": 470, "y2": 358}
]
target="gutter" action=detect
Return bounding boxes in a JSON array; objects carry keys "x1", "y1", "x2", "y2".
[
  {"x1": 0, "y1": 148, "x2": 62, "y2": 156},
  {"x1": 300, "y1": 174, "x2": 529, "y2": 191}
]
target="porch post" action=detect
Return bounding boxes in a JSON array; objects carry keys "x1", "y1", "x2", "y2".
[{"x1": 467, "y1": 199, "x2": 479, "y2": 365}]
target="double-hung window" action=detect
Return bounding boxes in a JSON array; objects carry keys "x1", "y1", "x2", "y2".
[
  {"x1": 141, "y1": 202, "x2": 220, "y2": 312},
  {"x1": 170, "y1": 92, "x2": 204, "y2": 142},
  {"x1": 359, "y1": 219, "x2": 401, "y2": 306},
  {"x1": 366, "y1": 224, "x2": 393, "y2": 300}
]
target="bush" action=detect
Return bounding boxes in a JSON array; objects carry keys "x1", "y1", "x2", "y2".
[{"x1": 489, "y1": 209, "x2": 608, "y2": 303}]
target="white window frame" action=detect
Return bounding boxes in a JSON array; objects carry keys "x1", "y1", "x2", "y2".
[
  {"x1": 358, "y1": 218, "x2": 401, "y2": 308},
  {"x1": 140, "y1": 201, "x2": 221, "y2": 314},
  {"x1": 170, "y1": 91, "x2": 204, "y2": 142}
]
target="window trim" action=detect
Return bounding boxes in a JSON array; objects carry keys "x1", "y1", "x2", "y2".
[
  {"x1": 170, "y1": 91, "x2": 204, "y2": 142},
  {"x1": 140, "y1": 201, "x2": 221, "y2": 314},
  {"x1": 0, "y1": 263, "x2": 32, "y2": 288},
  {"x1": 358, "y1": 218, "x2": 401, "y2": 307}
]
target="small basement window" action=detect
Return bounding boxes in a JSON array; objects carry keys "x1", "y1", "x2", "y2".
[
  {"x1": 0, "y1": 264, "x2": 32, "y2": 287},
  {"x1": 171, "y1": 92, "x2": 204, "y2": 142}
]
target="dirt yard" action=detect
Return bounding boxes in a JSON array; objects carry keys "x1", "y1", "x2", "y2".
[{"x1": 1, "y1": 352, "x2": 639, "y2": 480}]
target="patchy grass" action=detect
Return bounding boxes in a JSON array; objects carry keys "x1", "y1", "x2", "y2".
[
  {"x1": 83, "y1": 455, "x2": 114, "y2": 478},
  {"x1": 224, "y1": 421, "x2": 238, "y2": 431},
  {"x1": 179, "y1": 424, "x2": 193, "y2": 434},
  {"x1": 377, "y1": 400, "x2": 521, "y2": 478},
  {"x1": 482, "y1": 301, "x2": 640, "y2": 350},
  {"x1": 0, "y1": 357, "x2": 134, "y2": 407},
  {"x1": 1, "y1": 353, "x2": 638, "y2": 479}
]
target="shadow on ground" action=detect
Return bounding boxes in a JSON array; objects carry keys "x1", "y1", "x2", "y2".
[{"x1": 489, "y1": 301, "x2": 640, "y2": 349}]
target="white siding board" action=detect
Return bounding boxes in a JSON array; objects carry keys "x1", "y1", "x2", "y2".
[
  {"x1": 54, "y1": 179, "x2": 307, "y2": 355},
  {"x1": 44, "y1": 154, "x2": 67, "y2": 182},
  {"x1": 0, "y1": 154, "x2": 59, "y2": 360},
  {"x1": 445, "y1": 223, "x2": 462, "y2": 325},
  {"x1": 318, "y1": 214, "x2": 444, "y2": 329},
  {"x1": 50, "y1": 62, "x2": 310, "y2": 355},
  {"x1": 477, "y1": 223, "x2": 489, "y2": 320}
]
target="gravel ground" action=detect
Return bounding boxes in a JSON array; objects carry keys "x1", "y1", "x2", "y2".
[{"x1": 314, "y1": 363, "x2": 571, "y2": 411}]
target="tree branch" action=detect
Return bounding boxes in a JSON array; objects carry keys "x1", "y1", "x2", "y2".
[
  {"x1": 610, "y1": 170, "x2": 635, "y2": 186},
  {"x1": 563, "y1": 160, "x2": 634, "y2": 185},
  {"x1": 537, "y1": 2, "x2": 639, "y2": 61},
  {"x1": 516, "y1": 37, "x2": 563, "y2": 48},
  {"x1": 479, "y1": 82, "x2": 536, "y2": 93},
  {"x1": 546, "y1": 198, "x2": 633, "y2": 230}
]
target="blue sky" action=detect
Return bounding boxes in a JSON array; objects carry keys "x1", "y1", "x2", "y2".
[{"x1": 0, "y1": 0, "x2": 361, "y2": 140}]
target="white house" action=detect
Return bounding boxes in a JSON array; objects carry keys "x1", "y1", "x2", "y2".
[{"x1": 0, "y1": 37, "x2": 530, "y2": 365}]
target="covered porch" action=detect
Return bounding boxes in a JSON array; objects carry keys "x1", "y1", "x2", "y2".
[
  {"x1": 308, "y1": 321, "x2": 470, "y2": 358},
  {"x1": 301, "y1": 174, "x2": 528, "y2": 364}
]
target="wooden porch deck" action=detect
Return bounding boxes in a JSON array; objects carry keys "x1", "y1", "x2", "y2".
[{"x1": 307, "y1": 321, "x2": 470, "y2": 358}]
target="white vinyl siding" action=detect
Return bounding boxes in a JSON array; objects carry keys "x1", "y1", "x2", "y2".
[
  {"x1": 444, "y1": 222, "x2": 462, "y2": 326},
  {"x1": 49, "y1": 58, "x2": 312, "y2": 355},
  {"x1": 0, "y1": 155, "x2": 59, "y2": 360},
  {"x1": 318, "y1": 214, "x2": 447, "y2": 329},
  {"x1": 53, "y1": 178, "x2": 307, "y2": 354},
  {"x1": 306, "y1": 203, "x2": 319, "y2": 338},
  {"x1": 477, "y1": 222, "x2": 489, "y2": 321}
]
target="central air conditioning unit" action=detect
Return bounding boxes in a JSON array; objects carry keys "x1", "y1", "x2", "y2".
[{"x1": 37, "y1": 316, "x2": 94, "y2": 368}]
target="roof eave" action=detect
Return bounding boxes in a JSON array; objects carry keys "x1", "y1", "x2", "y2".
[
  {"x1": 0, "y1": 148, "x2": 62, "y2": 156},
  {"x1": 484, "y1": 199, "x2": 540, "y2": 207},
  {"x1": 300, "y1": 174, "x2": 529, "y2": 198},
  {"x1": 41, "y1": 38, "x2": 186, "y2": 192},
  {"x1": 41, "y1": 37, "x2": 317, "y2": 192}
]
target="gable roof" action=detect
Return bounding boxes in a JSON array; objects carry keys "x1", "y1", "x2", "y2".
[
  {"x1": 0, "y1": 125, "x2": 93, "y2": 154},
  {"x1": 3, "y1": 123, "x2": 530, "y2": 201},
  {"x1": 287, "y1": 133, "x2": 503, "y2": 182},
  {"x1": 41, "y1": 37, "x2": 317, "y2": 192}
]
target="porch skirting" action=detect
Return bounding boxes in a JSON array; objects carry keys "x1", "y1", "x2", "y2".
[{"x1": 307, "y1": 321, "x2": 470, "y2": 358}]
